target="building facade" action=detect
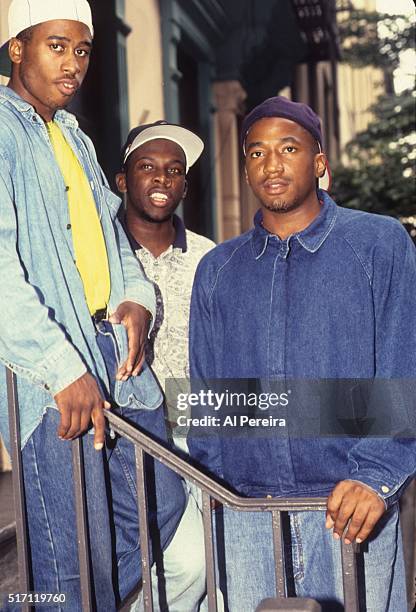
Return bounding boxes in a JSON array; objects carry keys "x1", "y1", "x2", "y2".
[{"x1": 0, "y1": 0, "x2": 352, "y2": 244}]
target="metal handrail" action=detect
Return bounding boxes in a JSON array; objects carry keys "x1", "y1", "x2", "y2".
[
  {"x1": 6, "y1": 367, "x2": 360, "y2": 612},
  {"x1": 6, "y1": 368, "x2": 30, "y2": 612},
  {"x1": 104, "y1": 410, "x2": 360, "y2": 612},
  {"x1": 105, "y1": 411, "x2": 328, "y2": 512}
]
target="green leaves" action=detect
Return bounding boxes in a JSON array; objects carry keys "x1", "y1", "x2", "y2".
[
  {"x1": 330, "y1": 8, "x2": 415, "y2": 221},
  {"x1": 332, "y1": 90, "x2": 415, "y2": 218},
  {"x1": 338, "y1": 9, "x2": 415, "y2": 71}
]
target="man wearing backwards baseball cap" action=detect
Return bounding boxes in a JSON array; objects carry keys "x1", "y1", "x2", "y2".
[
  {"x1": 116, "y1": 121, "x2": 218, "y2": 610},
  {"x1": 188, "y1": 96, "x2": 416, "y2": 610},
  {"x1": 0, "y1": 1, "x2": 186, "y2": 610}
]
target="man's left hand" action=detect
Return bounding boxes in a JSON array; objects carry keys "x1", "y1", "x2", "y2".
[
  {"x1": 326, "y1": 480, "x2": 386, "y2": 544},
  {"x1": 108, "y1": 301, "x2": 151, "y2": 380}
]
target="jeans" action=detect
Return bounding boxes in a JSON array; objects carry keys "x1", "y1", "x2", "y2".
[
  {"x1": 5, "y1": 323, "x2": 186, "y2": 611},
  {"x1": 170, "y1": 434, "x2": 225, "y2": 612},
  {"x1": 131, "y1": 489, "x2": 207, "y2": 612},
  {"x1": 130, "y1": 433, "x2": 224, "y2": 612},
  {"x1": 213, "y1": 505, "x2": 407, "y2": 612},
  {"x1": 98, "y1": 322, "x2": 206, "y2": 611},
  {"x1": 8, "y1": 405, "x2": 185, "y2": 612}
]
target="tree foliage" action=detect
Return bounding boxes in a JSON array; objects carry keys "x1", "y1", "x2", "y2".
[
  {"x1": 332, "y1": 7, "x2": 415, "y2": 221},
  {"x1": 331, "y1": 89, "x2": 415, "y2": 218},
  {"x1": 337, "y1": 9, "x2": 415, "y2": 72}
]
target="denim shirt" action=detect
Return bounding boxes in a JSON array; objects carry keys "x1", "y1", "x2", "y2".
[
  {"x1": 0, "y1": 86, "x2": 162, "y2": 448},
  {"x1": 188, "y1": 192, "x2": 416, "y2": 506}
]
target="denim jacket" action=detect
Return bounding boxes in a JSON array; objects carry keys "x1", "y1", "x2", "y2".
[
  {"x1": 188, "y1": 192, "x2": 416, "y2": 507},
  {"x1": 0, "y1": 86, "x2": 162, "y2": 448}
]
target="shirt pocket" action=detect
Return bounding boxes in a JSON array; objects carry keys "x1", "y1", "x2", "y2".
[{"x1": 112, "y1": 321, "x2": 162, "y2": 411}]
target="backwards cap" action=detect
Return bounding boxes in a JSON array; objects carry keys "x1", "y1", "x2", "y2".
[
  {"x1": 0, "y1": 0, "x2": 93, "y2": 77},
  {"x1": 121, "y1": 120, "x2": 204, "y2": 174}
]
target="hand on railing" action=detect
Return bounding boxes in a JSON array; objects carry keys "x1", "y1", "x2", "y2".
[
  {"x1": 54, "y1": 372, "x2": 111, "y2": 450},
  {"x1": 326, "y1": 479, "x2": 386, "y2": 545}
]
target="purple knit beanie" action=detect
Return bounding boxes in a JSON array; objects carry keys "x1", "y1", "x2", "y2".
[{"x1": 241, "y1": 96, "x2": 323, "y2": 152}]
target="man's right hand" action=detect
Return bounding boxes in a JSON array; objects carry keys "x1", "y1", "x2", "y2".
[{"x1": 54, "y1": 373, "x2": 111, "y2": 450}]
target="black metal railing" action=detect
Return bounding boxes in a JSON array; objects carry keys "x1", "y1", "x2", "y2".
[{"x1": 7, "y1": 368, "x2": 360, "y2": 611}]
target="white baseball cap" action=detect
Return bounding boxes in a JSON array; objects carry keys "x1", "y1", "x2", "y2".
[
  {"x1": 0, "y1": 0, "x2": 94, "y2": 78},
  {"x1": 122, "y1": 121, "x2": 204, "y2": 173}
]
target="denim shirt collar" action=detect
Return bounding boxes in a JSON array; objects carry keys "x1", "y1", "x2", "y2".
[
  {"x1": 251, "y1": 190, "x2": 338, "y2": 259},
  {"x1": 0, "y1": 85, "x2": 79, "y2": 129}
]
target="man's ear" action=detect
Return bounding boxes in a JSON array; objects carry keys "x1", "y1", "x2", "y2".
[
  {"x1": 183, "y1": 179, "x2": 188, "y2": 199},
  {"x1": 115, "y1": 172, "x2": 127, "y2": 194},
  {"x1": 315, "y1": 153, "x2": 327, "y2": 179},
  {"x1": 9, "y1": 38, "x2": 24, "y2": 67}
]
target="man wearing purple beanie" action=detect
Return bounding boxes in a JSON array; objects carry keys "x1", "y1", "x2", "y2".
[{"x1": 188, "y1": 96, "x2": 416, "y2": 610}]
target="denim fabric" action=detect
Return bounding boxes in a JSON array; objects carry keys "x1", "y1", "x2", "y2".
[
  {"x1": 131, "y1": 491, "x2": 208, "y2": 612},
  {"x1": 188, "y1": 192, "x2": 416, "y2": 506},
  {"x1": 212, "y1": 505, "x2": 406, "y2": 612},
  {"x1": 96, "y1": 322, "x2": 205, "y2": 611},
  {"x1": 106, "y1": 411, "x2": 186, "y2": 604},
  {"x1": 0, "y1": 85, "x2": 160, "y2": 448},
  {"x1": 3, "y1": 326, "x2": 185, "y2": 612},
  {"x1": 95, "y1": 320, "x2": 161, "y2": 411},
  {"x1": 171, "y1": 435, "x2": 225, "y2": 612},
  {"x1": 2, "y1": 406, "x2": 185, "y2": 612}
]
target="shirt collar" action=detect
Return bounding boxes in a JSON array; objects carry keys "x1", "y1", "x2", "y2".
[
  {"x1": 0, "y1": 85, "x2": 79, "y2": 129},
  {"x1": 251, "y1": 190, "x2": 338, "y2": 259},
  {"x1": 172, "y1": 214, "x2": 187, "y2": 252},
  {"x1": 119, "y1": 212, "x2": 188, "y2": 254}
]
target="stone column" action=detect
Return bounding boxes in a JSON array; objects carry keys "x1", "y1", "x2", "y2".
[{"x1": 213, "y1": 81, "x2": 247, "y2": 242}]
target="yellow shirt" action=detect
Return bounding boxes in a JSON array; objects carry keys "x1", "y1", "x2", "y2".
[{"x1": 46, "y1": 121, "x2": 111, "y2": 314}]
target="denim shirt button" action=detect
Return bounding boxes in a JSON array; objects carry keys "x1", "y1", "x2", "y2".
[
  {"x1": 44, "y1": 383, "x2": 50, "y2": 391},
  {"x1": 66, "y1": 223, "x2": 71, "y2": 230},
  {"x1": 381, "y1": 485, "x2": 390, "y2": 493}
]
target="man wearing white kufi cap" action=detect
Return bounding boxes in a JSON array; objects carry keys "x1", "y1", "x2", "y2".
[{"x1": 0, "y1": 1, "x2": 187, "y2": 610}]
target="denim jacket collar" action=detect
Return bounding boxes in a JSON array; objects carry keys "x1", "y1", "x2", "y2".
[
  {"x1": 0, "y1": 83, "x2": 161, "y2": 448},
  {"x1": 251, "y1": 190, "x2": 338, "y2": 259},
  {"x1": 0, "y1": 85, "x2": 79, "y2": 129}
]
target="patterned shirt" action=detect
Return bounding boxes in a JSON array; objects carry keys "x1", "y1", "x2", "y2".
[{"x1": 123, "y1": 215, "x2": 215, "y2": 423}]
